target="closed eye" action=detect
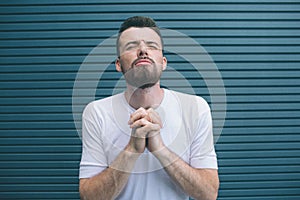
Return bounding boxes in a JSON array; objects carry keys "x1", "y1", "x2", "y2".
[
  {"x1": 125, "y1": 42, "x2": 139, "y2": 50},
  {"x1": 123, "y1": 40, "x2": 161, "y2": 51},
  {"x1": 146, "y1": 42, "x2": 160, "y2": 50}
]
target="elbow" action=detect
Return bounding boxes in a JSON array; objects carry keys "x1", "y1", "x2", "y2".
[
  {"x1": 213, "y1": 180, "x2": 220, "y2": 199},
  {"x1": 206, "y1": 171, "x2": 220, "y2": 200},
  {"x1": 194, "y1": 179, "x2": 219, "y2": 200},
  {"x1": 208, "y1": 177, "x2": 219, "y2": 200},
  {"x1": 79, "y1": 184, "x2": 87, "y2": 200},
  {"x1": 193, "y1": 191, "x2": 218, "y2": 200},
  {"x1": 194, "y1": 189, "x2": 218, "y2": 200},
  {"x1": 79, "y1": 179, "x2": 91, "y2": 200},
  {"x1": 210, "y1": 186, "x2": 219, "y2": 200},
  {"x1": 208, "y1": 179, "x2": 220, "y2": 200},
  {"x1": 79, "y1": 178, "x2": 110, "y2": 200}
]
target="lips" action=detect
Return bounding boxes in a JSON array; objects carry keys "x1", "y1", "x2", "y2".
[{"x1": 133, "y1": 59, "x2": 153, "y2": 67}]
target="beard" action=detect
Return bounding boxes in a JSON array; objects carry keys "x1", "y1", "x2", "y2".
[{"x1": 121, "y1": 63, "x2": 163, "y2": 89}]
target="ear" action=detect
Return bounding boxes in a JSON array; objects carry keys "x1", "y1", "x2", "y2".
[
  {"x1": 115, "y1": 58, "x2": 122, "y2": 72},
  {"x1": 162, "y1": 56, "x2": 167, "y2": 71}
]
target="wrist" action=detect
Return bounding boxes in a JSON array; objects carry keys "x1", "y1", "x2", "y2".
[
  {"x1": 124, "y1": 144, "x2": 143, "y2": 156},
  {"x1": 108, "y1": 146, "x2": 141, "y2": 173},
  {"x1": 152, "y1": 147, "x2": 179, "y2": 168}
]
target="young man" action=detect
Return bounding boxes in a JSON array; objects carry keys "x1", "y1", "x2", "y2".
[{"x1": 79, "y1": 16, "x2": 219, "y2": 200}]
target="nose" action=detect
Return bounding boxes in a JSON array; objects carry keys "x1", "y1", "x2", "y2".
[{"x1": 137, "y1": 41, "x2": 148, "y2": 57}]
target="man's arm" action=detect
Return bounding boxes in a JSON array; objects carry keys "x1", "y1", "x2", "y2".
[
  {"x1": 154, "y1": 147, "x2": 219, "y2": 200},
  {"x1": 79, "y1": 143, "x2": 143, "y2": 200},
  {"x1": 130, "y1": 108, "x2": 219, "y2": 200},
  {"x1": 80, "y1": 106, "x2": 150, "y2": 200}
]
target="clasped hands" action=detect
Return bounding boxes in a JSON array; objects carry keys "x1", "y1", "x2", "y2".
[{"x1": 127, "y1": 107, "x2": 165, "y2": 154}]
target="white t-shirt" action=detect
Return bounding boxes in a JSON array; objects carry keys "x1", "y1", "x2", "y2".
[{"x1": 79, "y1": 89, "x2": 218, "y2": 200}]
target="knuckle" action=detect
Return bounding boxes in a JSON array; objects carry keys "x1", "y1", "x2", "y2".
[
  {"x1": 138, "y1": 107, "x2": 146, "y2": 113},
  {"x1": 141, "y1": 118, "x2": 148, "y2": 124},
  {"x1": 147, "y1": 108, "x2": 154, "y2": 112}
]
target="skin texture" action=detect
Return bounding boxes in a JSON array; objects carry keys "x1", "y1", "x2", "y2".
[{"x1": 79, "y1": 27, "x2": 219, "y2": 200}]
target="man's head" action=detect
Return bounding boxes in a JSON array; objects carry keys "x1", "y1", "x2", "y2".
[
  {"x1": 115, "y1": 16, "x2": 167, "y2": 89},
  {"x1": 116, "y1": 16, "x2": 163, "y2": 56}
]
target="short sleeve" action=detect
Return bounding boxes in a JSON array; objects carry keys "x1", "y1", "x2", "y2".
[
  {"x1": 189, "y1": 100, "x2": 218, "y2": 169},
  {"x1": 79, "y1": 102, "x2": 108, "y2": 179}
]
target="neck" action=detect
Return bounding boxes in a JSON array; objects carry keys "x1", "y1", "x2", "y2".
[{"x1": 125, "y1": 83, "x2": 164, "y2": 110}]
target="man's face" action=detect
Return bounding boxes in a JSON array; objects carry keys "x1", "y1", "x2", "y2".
[{"x1": 116, "y1": 27, "x2": 167, "y2": 89}]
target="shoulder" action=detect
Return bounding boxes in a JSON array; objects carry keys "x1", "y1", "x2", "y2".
[
  {"x1": 167, "y1": 89, "x2": 210, "y2": 113},
  {"x1": 83, "y1": 93, "x2": 124, "y2": 119}
]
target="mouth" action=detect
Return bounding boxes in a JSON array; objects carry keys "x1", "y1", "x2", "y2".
[{"x1": 133, "y1": 58, "x2": 153, "y2": 67}]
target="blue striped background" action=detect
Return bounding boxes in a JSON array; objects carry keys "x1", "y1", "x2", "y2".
[{"x1": 0, "y1": 0, "x2": 300, "y2": 199}]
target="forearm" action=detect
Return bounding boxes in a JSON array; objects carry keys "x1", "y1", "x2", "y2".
[
  {"x1": 154, "y1": 148, "x2": 219, "y2": 200},
  {"x1": 80, "y1": 145, "x2": 140, "y2": 200}
]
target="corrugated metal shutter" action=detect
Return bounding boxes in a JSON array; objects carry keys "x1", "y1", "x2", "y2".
[{"x1": 1, "y1": 0, "x2": 299, "y2": 199}]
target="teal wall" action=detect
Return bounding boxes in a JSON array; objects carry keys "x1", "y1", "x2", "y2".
[{"x1": 1, "y1": 0, "x2": 300, "y2": 199}]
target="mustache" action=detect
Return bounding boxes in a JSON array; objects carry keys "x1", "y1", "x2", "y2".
[{"x1": 131, "y1": 57, "x2": 155, "y2": 67}]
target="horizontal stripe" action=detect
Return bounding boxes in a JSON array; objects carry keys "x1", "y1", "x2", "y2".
[{"x1": 0, "y1": 1, "x2": 299, "y2": 199}]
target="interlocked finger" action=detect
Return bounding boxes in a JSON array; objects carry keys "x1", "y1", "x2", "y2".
[
  {"x1": 147, "y1": 108, "x2": 163, "y2": 128},
  {"x1": 128, "y1": 107, "x2": 148, "y2": 125},
  {"x1": 130, "y1": 117, "x2": 150, "y2": 129}
]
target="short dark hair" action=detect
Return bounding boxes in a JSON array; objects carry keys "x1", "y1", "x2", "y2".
[{"x1": 116, "y1": 16, "x2": 163, "y2": 56}]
